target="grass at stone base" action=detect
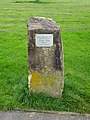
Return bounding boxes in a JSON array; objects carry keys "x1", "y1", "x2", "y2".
[
  {"x1": 1, "y1": 67, "x2": 90, "y2": 113},
  {"x1": 0, "y1": 0, "x2": 90, "y2": 113}
]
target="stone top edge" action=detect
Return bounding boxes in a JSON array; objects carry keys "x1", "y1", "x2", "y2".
[{"x1": 27, "y1": 17, "x2": 60, "y2": 30}]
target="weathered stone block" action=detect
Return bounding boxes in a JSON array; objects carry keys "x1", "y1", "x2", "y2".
[{"x1": 27, "y1": 17, "x2": 64, "y2": 97}]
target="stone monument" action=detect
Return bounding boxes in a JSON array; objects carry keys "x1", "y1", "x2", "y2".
[{"x1": 27, "y1": 17, "x2": 64, "y2": 97}]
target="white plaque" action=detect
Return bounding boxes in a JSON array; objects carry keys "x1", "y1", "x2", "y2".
[{"x1": 35, "y1": 34, "x2": 53, "y2": 47}]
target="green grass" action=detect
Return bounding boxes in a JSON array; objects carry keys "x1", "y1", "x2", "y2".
[{"x1": 0, "y1": 0, "x2": 90, "y2": 113}]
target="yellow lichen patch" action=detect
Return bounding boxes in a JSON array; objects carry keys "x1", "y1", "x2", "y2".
[
  {"x1": 30, "y1": 71, "x2": 42, "y2": 92},
  {"x1": 41, "y1": 74, "x2": 61, "y2": 96},
  {"x1": 46, "y1": 75, "x2": 56, "y2": 87},
  {"x1": 41, "y1": 74, "x2": 56, "y2": 88}
]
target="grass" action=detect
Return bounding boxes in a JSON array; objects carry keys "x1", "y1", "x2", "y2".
[{"x1": 0, "y1": 0, "x2": 90, "y2": 113}]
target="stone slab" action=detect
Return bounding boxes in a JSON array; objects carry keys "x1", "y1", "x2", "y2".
[{"x1": 27, "y1": 17, "x2": 64, "y2": 97}]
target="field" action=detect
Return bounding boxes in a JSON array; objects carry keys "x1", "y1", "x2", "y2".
[{"x1": 0, "y1": 0, "x2": 90, "y2": 113}]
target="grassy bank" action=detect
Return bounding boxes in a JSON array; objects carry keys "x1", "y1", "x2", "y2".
[{"x1": 0, "y1": 0, "x2": 90, "y2": 113}]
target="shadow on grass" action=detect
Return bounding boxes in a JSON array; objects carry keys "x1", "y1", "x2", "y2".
[
  {"x1": 15, "y1": 1, "x2": 54, "y2": 4},
  {"x1": 15, "y1": 1, "x2": 69, "y2": 4}
]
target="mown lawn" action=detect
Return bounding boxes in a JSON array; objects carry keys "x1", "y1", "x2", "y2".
[{"x1": 0, "y1": 0, "x2": 90, "y2": 113}]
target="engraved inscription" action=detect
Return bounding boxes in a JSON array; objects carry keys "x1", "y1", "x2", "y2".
[{"x1": 35, "y1": 34, "x2": 53, "y2": 47}]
